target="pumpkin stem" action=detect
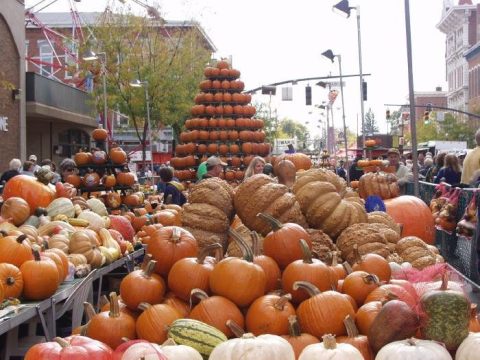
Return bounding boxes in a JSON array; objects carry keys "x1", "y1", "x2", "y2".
[
  {"x1": 343, "y1": 315, "x2": 359, "y2": 338},
  {"x1": 108, "y1": 292, "x2": 121, "y2": 318},
  {"x1": 364, "y1": 274, "x2": 380, "y2": 285},
  {"x1": 83, "y1": 302, "x2": 96, "y2": 320},
  {"x1": 330, "y1": 251, "x2": 339, "y2": 266},
  {"x1": 256, "y1": 212, "x2": 283, "y2": 232},
  {"x1": 287, "y1": 315, "x2": 302, "y2": 337},
  {"x1": 343, "y1": 261, "x2": 353, "y2": 275},
  {"x1": 292, "y1": 281, "x2": 321, "y2": 297},
  {"x1": 274, "y1": 294, "x2": 292, "y2": 310},
  {"x1": 35, "y1": 207, "x2": 48, "y2": 217},
  {"x1": 226, "y1": 319, "x2": 245, "y2": 338},
  {"x1": 406, "y1": 338, "x2": 417, "y2": 346},
  {"x1": 440, "y1": 271, "x2": 449, "y2": 291},
  {"x1": 171, "y1": 226, "x2": 180, "y2": 243},
  {"x1": 299, "y1": 239, "x2": 313, "y2": 264},
  {"x1": 54, "y1": 337, "x2": 71, "y2": 348},
  {"x1": 251, "y1": 231, "x2": 261, "y2": 257},
  {"x1": 197, "y1": 242, "x2": 223, "y2": 264},
  {"x1": 162, "y1": 338, "x2": 177, "y2": 346},
  {"x1": 32, "y1": 248, "x2": 41, "y2": 261},
  {"x1": 121, "y1": 337, "x2": 130, "y2": 343},
  {"x1": 189, "y1": 288, "x2": 209, "y2": 310},
  {"x1": 322, "y1": 334, "x2": 337, "y2": 349},
  {"x1": 17, "y1": 234, "x2": 28, "y2": 244},
  {"x1": 137, "y1": 302, "x2": 151, "y2": 312},
  {"x1": 0, "y1": 230, "x2": 7, "y2": 237},
  {"x1": 6, "y1": 277, "x2": 16, "y2": 286},
  {"x1": 143, "y1": 260, "x2": 157, "y2": 277},
  {"x1": 140, "y1": 253, "x2": 153, "y2": 270},
  {"x1": 228, "y1": 228, "x2": 254, "y2": 262},
  {"x1": 352, "y1": 244, "x2": 362, "y2": 265}
]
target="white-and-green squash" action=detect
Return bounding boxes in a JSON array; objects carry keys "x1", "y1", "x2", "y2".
[{"x1": 167, "y1": 318, "x2": 227, "y2": 360}]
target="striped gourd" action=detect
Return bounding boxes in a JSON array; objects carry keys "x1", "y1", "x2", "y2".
[{"x1": 167, "y1": 318, "x2": 227, "y2": 360}]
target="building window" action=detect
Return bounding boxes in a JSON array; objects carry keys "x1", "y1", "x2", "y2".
[
  {"x1": 38, "y1": 41, "x2": 53, "y2": 77},
  {"x1": 64, "y1": 40, "x2": 78, "y2": 79},
  {"x1": 57, "y1": 129, "x2": 90, "y2": 158}
]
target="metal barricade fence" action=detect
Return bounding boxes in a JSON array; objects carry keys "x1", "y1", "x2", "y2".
[{"x1": 405, "y1": 182, "x2": 479, "y2": 285}]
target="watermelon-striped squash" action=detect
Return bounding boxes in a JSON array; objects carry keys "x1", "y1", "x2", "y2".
[
  {"x1": 167, "y1": 318, "x2": 227, "y2": 360},
  {"x1": 46, "y1": 198, "x2": 75, "y2": 218}
]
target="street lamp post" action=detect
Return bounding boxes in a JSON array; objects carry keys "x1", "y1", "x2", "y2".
[
  {"x1": 83, "y1": 50, "x2": 109, "y2": 152},
  {"x1": 322, "y1": 50, "x2": 349, "y2": 184},
  {"x1": 130, "y1": 79, "x2": 154, "y2": 180},
  {"x1": 333, "y1": 0, "x2": 366, "y2": 158}
]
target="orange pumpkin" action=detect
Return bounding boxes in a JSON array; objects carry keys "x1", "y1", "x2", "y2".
[
  {"x1": 3, "y1": 175, "x2": 56, "y2": 214},
  {"x1": 385, "y1": 195, "x2": 435, "y2": 244},
  {"x1": 1, "y1": 197, "x2": 30, "y2": 226},
  {"x1": 20, "y1": 249, "x2": 59, "y2": 300},
  {"x1": 245, "y1": 294, "x2": 295, "y2": 336},
  {"x1": 0, "y1": 234, "x2": 34, "y2": 267},
  {"x1": 0, "y1": 263, "x2": 23, "y2": 299},
  {"x1": 65, "y1": 174, "x2": 82, "y2": 187},
  {"x1": 281, "y1": 315, "x2": 319, "y2": 359},
  {"x1": 117, "y1": 171, "x2": 136, "y2": 187},
  {"x1": 109, "y1": 147, "x2": 127, "y2": 165},
  {"x1": 92, "y1": 127, "x2": 108, "y2": 141}
]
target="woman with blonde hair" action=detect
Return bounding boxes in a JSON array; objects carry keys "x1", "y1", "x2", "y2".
[
  {"x1": 434, "y1": 153, "x2": 462, "y2": 185},
  {"x1": 243, "y1": 156, "x2": 266, "y2": 180}
]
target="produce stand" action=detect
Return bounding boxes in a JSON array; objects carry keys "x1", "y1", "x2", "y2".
[
  {"x1": 0, "y1": 247, "x2": 145, "y2": 359},
  {"x1": 406, "y1": 181, "x2": 480, "y2": 287}
]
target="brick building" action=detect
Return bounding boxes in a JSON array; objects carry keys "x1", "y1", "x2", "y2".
[
  {"x1": 414, "y1": 88, "x2": 448, "y2": 121},
  {"x1": 0, "y1": 1, "x2": 26, "y2": 169}
]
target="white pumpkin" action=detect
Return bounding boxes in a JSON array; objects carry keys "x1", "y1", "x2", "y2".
[
  {"x1": 161, "y1": 340, "x2": 203, "y2": 360},
  {"x1": 209, "y1": 333, "x2": 295, "y2": 360},
  {"x1": 455, "y1": 332, "x2": 480, "y2": 360},
  {"x1": 86, "y1": 198, "x2": 108, "y2": 216},
  {"x1": 299, "y1": 335, "x2": 363, "y2": 360},
  {"x1": 120, "y1": 341, "x2": 165, "y2": 360},
  {"x1": 376, "y1": 338, "x2": 452, "y2": 360}
]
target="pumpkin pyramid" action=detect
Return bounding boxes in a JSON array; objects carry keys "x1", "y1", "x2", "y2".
[{"x1": 171, "y1": 59, "x2": 271, "y2": 183}]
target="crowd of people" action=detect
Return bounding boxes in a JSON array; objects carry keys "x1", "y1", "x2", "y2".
[{"x1": 3, "y1": 129, "x2": 480, "y2": 207}]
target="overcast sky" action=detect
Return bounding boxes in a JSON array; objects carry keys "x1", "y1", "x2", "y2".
[{"x1": 25, "y1": 0, "x2": 452, "y2": 136}]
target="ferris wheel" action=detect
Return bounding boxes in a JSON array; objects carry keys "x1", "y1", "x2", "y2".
[{"x1": 24, "y1": 0, "x2": 163, "y2": 87}]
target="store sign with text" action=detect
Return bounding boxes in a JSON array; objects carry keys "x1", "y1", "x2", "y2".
[{"x1": 0, "y1": 116, "x2": 8, "y2": 132}]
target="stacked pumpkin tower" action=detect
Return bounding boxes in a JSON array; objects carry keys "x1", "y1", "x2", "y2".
[{"x1": 171, "y1": 59, "x2": 271, "y2": 183}]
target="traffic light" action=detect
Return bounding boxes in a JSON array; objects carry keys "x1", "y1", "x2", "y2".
[
  {"x1": 424, "y1": 111, "x2": 430, "y2": 124},
  {"x1": 362, "y1": 81, "x2": 367, "y2": 101},
  {"x1": 305, "y1": 85, "x2": 312, "y2": 105},
  {"x1": 386, "y1": 109, "x2": 391, "y2": 119}
]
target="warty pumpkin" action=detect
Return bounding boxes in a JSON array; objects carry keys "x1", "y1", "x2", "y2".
[
  {"x1": 292, "y1": 168, "x2": 368, "y2": 238},
  {"x1": 395, "y1": 236, "x2": 437, "y2": 269},
  {"x1": 189, "y1": 288, "x2": 245, "y2": 338},
  {"x1": 120, "y1": 260, "x2": 166, "y2": 310},
  {"x1": 233, "y1": 174, "x2": 307, "y2": 236},
  {"x1": 367, "y1": 211, "x2": 401, "y2": 235},
  {"x1": 336, "y1": 223, "x2": 392, "y2": 264},
  {"x1": 358, "y1": 172, "x2": 400, "y2": 200}
]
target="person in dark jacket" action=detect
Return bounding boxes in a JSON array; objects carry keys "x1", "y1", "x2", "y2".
[
  {"x1": 158, "y1": 166, "x2": 186, "y2": 206},
  {"x1": 349, "y1": 154, "x2": 364, "y2": 181},
  {"x1": 0, "y1": 158, "x2": 22, "y2": 185}
]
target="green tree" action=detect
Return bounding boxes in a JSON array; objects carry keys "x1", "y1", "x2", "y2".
[
  {"x1": 80, "y1": 6, "x2": 211, "y2": 165},
  {"x1": 363, "y1": 108, "x2": 379, "y2": 135},
  {"x1": 279, "y1": 118, "x2": 308, "y2": 146}
]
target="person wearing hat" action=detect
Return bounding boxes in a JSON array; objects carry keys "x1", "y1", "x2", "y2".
[
  {"x1": 387, "y1": 148, "x2": 413, "y2": 186},
  {"x1": 28, "y1": 154, "x2": 41, "y2": 174},
  {"x1": 202, "y1": 156, "x2": 227, "y2": 179},
  {"x1": 349, "y1": 153, "x2": 364, "y2": 181}
]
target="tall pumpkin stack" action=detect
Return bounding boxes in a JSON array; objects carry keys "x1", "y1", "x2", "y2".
[
  {"x1": 181, "y1": 177, "x2": 235, "y2": 249},
  {"x1": 171, "y1": 59, "x2": 271, "y2": 183}
]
